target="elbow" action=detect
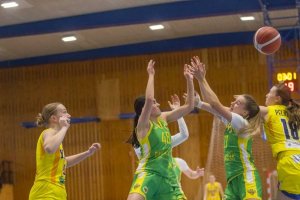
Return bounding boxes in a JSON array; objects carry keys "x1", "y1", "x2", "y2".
[
  {"x1": 145, "y1": 95, "x2": 154, "y2": 101},
  {"x1": 145, "y1": 96, "x2": 154, "y2": 104},
  {"x1": 182, "y1": 134, "x2": 189, "y2": 141},
  {"x1": 186, "y1": 102, "x2": 195, "y2": 112},
  {"x1": 189, "y1": 104, "x2": 195, "y2": 112}
]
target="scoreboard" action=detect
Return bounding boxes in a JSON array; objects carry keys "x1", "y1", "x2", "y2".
[{"x1": 276, "y1": 72, "x2": 297, "y2": 92}]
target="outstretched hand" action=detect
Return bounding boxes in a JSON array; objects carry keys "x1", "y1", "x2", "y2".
[
  {"x1": 184, "y1": 64, "x2": 193, "y2": 80},
  {"x1": 147, "y1": 60, "x2": 155, "y2": 75},
  {"x1": 168, "y1": 94, "x2": 180, "y2": 110},
  {"x1": 196, "y1": 167, "x2": 205, "y2": 177},
  {"x1": 87, "y1": 143, "x2": 101, "y2": 156},
  {"x1": 189, "y1": 56, "x2": 206, "y2": 81}
]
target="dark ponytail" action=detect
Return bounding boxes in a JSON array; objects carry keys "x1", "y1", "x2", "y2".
[
  {"x1": 287, "y1": 99, "x2": 300, "y2": 129},
  {"x1": 275, "y1": 83, "x2": 300, "y2": 129},
  {"x1": 126, "y1": 96, "x2": 146, "y2": 148}
]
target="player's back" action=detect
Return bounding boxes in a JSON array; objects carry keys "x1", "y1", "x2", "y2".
[{"x1": 264, "y1": 105, "x2": 300, "y2": 158}]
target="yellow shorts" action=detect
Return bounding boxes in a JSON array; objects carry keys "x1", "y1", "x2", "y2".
[
  {"x1": 206, "y1": 196, "x2": 221, "y2": 200},
  {"x1": 29, "y1": 180, "x2": 67, "y2": 200},
  {"x1": 277, "y1": 151, "x2": 300, "y2": 195}
]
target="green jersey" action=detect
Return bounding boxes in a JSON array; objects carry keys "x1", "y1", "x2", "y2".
[
  {"x1": 173, "y1": 158, "x2": 182, "y2": 183},
  {"x1": 136, "y1": 117, "x2": 177, "y2": 182},
  {"x1": 223, "y1": 113, "x2": 257, "y2": 183}
]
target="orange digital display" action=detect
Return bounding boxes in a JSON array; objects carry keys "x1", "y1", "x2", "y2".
[{"x1": 276, "y1": 72, "x2": 297, "y2": 92}]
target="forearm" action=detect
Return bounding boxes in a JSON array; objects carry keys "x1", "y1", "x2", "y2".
[
  {"x1": 186, "y1": 78, "x2": 194, "y2": 109},
  {"x1": 145, "y1": 75, "x2": 154, "y2": 99},
  {"x1": 177, "y1": 118, "x2": 188, "y2": 138},
  {"x1": 44, "y1": 127, "x2": 68, "y2": 153},
  {"x1": 189, "y1": 170, "x2": 200, "y2": 179},
  {"x1": 138, "y1": 75, "x2": 154, "y2": 126},
  {"x1": 198, "y1": 79, "x2": 221, "y2": 107},
  {"x1": 66, "y1": 151, "x2": 91, "y2": 168},
  {"x1": 197, "y1": 102, "x2": 222, "y2": 118},
  {"x1": 171, "y1": 118, "x2": 188, "y2": 147}
]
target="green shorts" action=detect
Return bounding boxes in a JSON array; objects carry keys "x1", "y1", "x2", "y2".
[
  {"x1": 224, "y1": 171, "x2": 262, "y2": 200},
  {"x1": 129, "y1": 172, "x2": 186, "y2": 200}
]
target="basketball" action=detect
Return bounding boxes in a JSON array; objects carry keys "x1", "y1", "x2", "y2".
[{"x1": 253, "y1": 26, "x2": 281, "y2": 55}]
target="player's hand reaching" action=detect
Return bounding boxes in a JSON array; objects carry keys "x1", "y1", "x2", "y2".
[
  {"x1": 168, "y1": 94, "x2": 180, "y2": 110},
  {"x1": 87, "y1": 143, "x2": 101, "y2": 156},
  {"x1": 184, "y1": 64, "x2": 193, "y2": 81},
  {"x1": 195, "y1": 167, "x2": 205, "y2": 177},
  {"x1": 147, "y1": 60, "x2": 155, "y2": 76},
  {"x1": 190, "y1": 56, "x2": 206, "y2": 81}
]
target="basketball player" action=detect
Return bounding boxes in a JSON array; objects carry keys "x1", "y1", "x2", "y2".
[
  {"x1": 133, "y1": 93, "x2": 204, "y2": 192},
  {"x1": 29, "y1": 103, "x2": 101, "y2": 200},
  {"x1": 133, "y1": 93, "x2": 191, "y2": 160},
  {"x1": 190, "y1": 56, "x2": 262, "y2": 200},
  {"x1": 259, "y1": 83, "x2": 300, "y2": 200},
  {"x1": 203, "y1": 174, "x2": 224, "y2": 200},
  {"x1": 127, "y1": 60, "x2": 194, "y2": 200}
]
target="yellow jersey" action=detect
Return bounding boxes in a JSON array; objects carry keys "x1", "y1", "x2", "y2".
[
  {"x1": 206, "y1": 182, "x2": 221, "y2": 200},
  {"x1": 264, "y1": 105, "x2": 300, "y2": 157},
  {"x1": 33, "y1": 129, "x2": 67, "y2": 187}
]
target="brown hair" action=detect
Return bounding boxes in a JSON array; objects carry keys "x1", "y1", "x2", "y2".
[
  {"x1": 275, "y1": 83, "x2": 300, "y2": 129},
  {"x1": 126, "y1": 96, "x2": 145, "y2": 148},
  {"x1": 36, "y1": 102, "x2": 62, "y2": 127},
  {"x1": 239, "y1": 94, "x2": 262, "y2": 136}
]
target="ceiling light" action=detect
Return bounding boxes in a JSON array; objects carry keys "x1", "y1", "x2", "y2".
[
  {"x1": 240, "y1": 16, "x2": 255, "y2": 21},
  {"x1": 62, "y1": 36, "x2": 77, "y2": 42},
  {"x1": 149, "y1": 24, "x2": 164, "y2": 30},
  {"x1": 1, "y1": 2, "x2": 19, "y2": 8}
]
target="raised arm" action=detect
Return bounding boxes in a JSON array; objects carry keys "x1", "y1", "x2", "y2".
[
  {"x1": 43, "y1": 116, "x2": 70, "y2": 154},
  {"x1": 136, "y1": 60, "x2": 155, "y2": 139},
  {"x1": 167, "y1": 94, "x2": 189, "y2": 147},
  {"x1": 190, "y1": 56, "x2": 232, "y2": 122},
  {"x1": 66, "y1": 143, "x2": 101, "y2": 168},
  {"x1": 161, "y1": 65, "x2": 194, "y2": 123}
]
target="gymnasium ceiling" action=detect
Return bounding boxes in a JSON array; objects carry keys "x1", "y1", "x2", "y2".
[{"x1": 0, "y1": 0, "x2": 298, "y2": 67}]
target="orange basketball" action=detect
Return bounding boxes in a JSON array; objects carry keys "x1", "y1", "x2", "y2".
[{"x1": 253, "y1": 26, "x2": 281, "y2": 55}]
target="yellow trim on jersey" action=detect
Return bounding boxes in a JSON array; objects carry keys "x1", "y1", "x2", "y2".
[
  {"x1": 129, "y1": 173, "x2": 147, "y2": 199},
  {"x1": 137, "y1": 122, "x2": 153, "y2": 172},
  {"x1": 140, "y1": 122, "x2": 153, "y2": 145},
  {"x1": 50, "y1": 150, "x2": 61, "y2": 183}
]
